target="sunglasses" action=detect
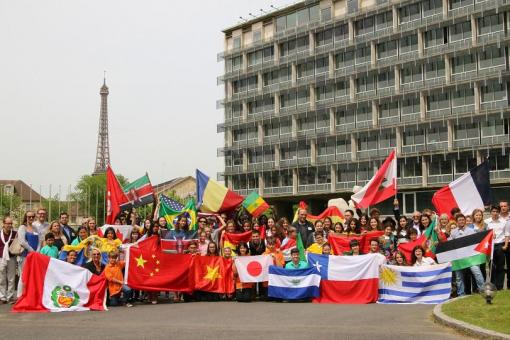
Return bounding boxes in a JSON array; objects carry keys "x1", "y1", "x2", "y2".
[{"x1": 27, "y1": 216, "x2": 35, "y2": 218}]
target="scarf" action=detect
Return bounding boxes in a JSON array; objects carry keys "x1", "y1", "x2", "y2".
[{"x1": 1, "y1": 230, "x2": 13, "y2": 265}]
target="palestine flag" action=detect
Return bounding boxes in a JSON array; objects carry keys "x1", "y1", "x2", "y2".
[
  {"x1": 242, "y1": 191, "x2": 269, "y2": 217},
  {"x1": 435, "y1": 230, "x2": 493, "y2": 271},
  {"x1": 123, "y1": 174, "x2": 154, "y2": 208}
]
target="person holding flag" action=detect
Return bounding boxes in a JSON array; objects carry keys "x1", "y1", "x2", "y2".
[{"x1": 486, "y1": 205, "x2": 510, "y2": 290}]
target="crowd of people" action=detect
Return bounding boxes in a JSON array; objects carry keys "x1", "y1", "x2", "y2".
[{"x1": 0, "y1": 198, "x2": 509, "y2": 307}]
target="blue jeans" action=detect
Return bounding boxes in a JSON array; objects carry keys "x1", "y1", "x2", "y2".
[
  {"x1": 109, "y1": 285, "x2": 133, "y2": 306},
  {"x1": 455, "y1": 266, "x2": 484, "y2": 297}
]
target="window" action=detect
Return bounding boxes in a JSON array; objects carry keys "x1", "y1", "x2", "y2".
[
  {"x1": 276, "y1": 5, "x2": 320, "y2": 31},
  {"x1": 232, "y1": 152, "x2": 243, "y2": 166},
  {"x1": 233, "y1": 37, "x2": 241, "y2": 49},
  {"x1": 247, "y1": 50, "x2": 263, "y2": 66},
  {"x1": 356, "y1": 16, "x2": 374, "y2": 36},
  {"x1": 264, "y1": 122, "x2": 279, "y2": 137},
  {"x1": 377, "y1": 40, "x2": 398, "y2": 59},
  {"x1": 280, "y1": 36, "x2": 309, "y2": 56},
  {"x1": 337, "y1": 165, "x2": 356, "y2": 182},
  {"x1": 400, "y1": 35, "x2": 418, "y2": 54},
  {"x1": 379, "y1": 101, "x2": 399, "y2": 118},
  {"x1": 248, "y1": 149, "x2": 263, "y2": 164},
  {"x1": 280, "y1": 91, "x2": 296, "y2": 108},
  {"x1": 316, "y1": 83, "x2": 334, "y2": 101},
  {"x1": 455, "y1": 157, "x2": 477, "y2": 174},
  {"x1": 358, "y1": 134, "x2": 378, "y2": 150},
  {"x1": 262, "y1": 96, "x2": 274, "y2": 112},
  {"x1": 321, "y1": 7, "x2": 332, "y2": 22},
  {"x1": 334, "y1": 24, "x2": 348, "y2": 42},
  {"x1": 263, "y1": 46, "x2": 274, "y2": 61},
  {"x1": 335, "y1": 50, "x2": 354, "y2": 69},
  {"x1": 315, "y1": 57, "x2": 329, "y2": 74},
  {"x1": 336, "y1": 139, "x2": 351, "y2": 154},
  {"x1": 233, "y1": 128, "x2": 247, "y2": 142},
  {"x1": 355, "y1": 46, "x2": 371, "y2": 65},
  {"x1": 247, "y1": 98, "x2": 263, "y2": 114},
  {"x1": 401, "y1": 158, "x2": 422, "y2": 177},
  {"x1": 318, "y1": 167, "x2": 331, "y2": 184},
  {"x1": 316, "y1": 111, "x2": 330, "y2": 129},
  {"x1": 376, "y1": 11, "x2": 392, "y2": 30},
  {"x1": 422, "y1": 0, "x2": 442, "y2": 17},
  {"x1": 309, "y1": 5, "x2": 320, "y2": 22},
  {"x1": 357, "y1": 75, "x2": 375, "y2": 93},
  {"x1": 247, "y1": 126, "x2": 257, "y2": 140},
  {"x1": 264, "y1": 172, "x2": 279, "y2": 188},
  {"x1": 402, "y1": 64, "x2": 423, "y2": 83},
  {"x1": 404, "y1": 127, "x2": 425, "y2": 145},
  {"x1": 481, "y1": 118, "x2": 506, "y2": 137},
  {"x1": 424, "y1": 28, "x2": 446, "y2": 48},
  {"x1": 358, "y1": 165, "x2": 372, "y2": 183},
  {"x1": 450, "y1": 0, "x2": 474, "y2": 10},
  {"x1": 425, "y1": 59, "x2": 445, "y2": 79},
  {"x1": 287, "y1": 12, "x2": 297, "y2": 28},
  {"x1": 451, "y1": 87, "x2": 474, "y2": 107},
  {"x1": 336, "y1": 107, "x2": 355, "y2": 125},
  {"x1": 429, "y1": 157, "x2": 452, "y2": 175},
  {"x1": 427, "y1": 125, "x2": 448, "y2": 143},
  {"x1": 227, "y1": 103, "x2": 242, "y2": 118},
  {"x1": 481, "y1": 82, "x2": 507, "y2": 102},
  {"x1": 451, "y1": 54, "x2": 476, "y2": 73},
  {"x1": 478, "y1": 13, "x2": 504, "y2": 35},
  {"x1": 427, "y1": 92, "x2": 449, "y2": 111},
  {"x1": 298, "y1": 168, "x2": 316, "y2": 185},
  {"x1": 231, "y1": 56, "x2": 242, "y2": 71},
  {"x1": 297, "y1": 88, "x2": 310, "y2": 105},
  {"x1": 335, "y1": 80, "x2": 349, "y2": 97},
  {"x1": 400, "y1": 3, "x2": 421, "y2": 23},
  {"x1": 316, "y1": 29, "x2": 333, "y2": 47},
  {"x1": 297, "y1": 8, "x2": 309, "y2": 26},
  {"x1": 487, "y1": 149, "x2": 510, "y2": 171},
  {"x1": 479, "y1": 46, "x2": 506, "y2": 69},
  {"x1": 297, "y1": 141, "x2": 311, "y2": 158},
  {"x1": 246, "y1": 76, "x2": 258, "y2": 91},
  {"x1": 318, "y1": 139, "x2": 335, "y2": 155},
  {"x1": 278, "y1": 66, "x2": 291, "y2": 82},
  {"x1": 401, "y1": 97, "x2": 420, "y2": 115},
  {"x1": 280, "y1": 170, "x2": 293, "y2": 186},
  {"x1": 298, "y1": 115, "x2": 315, "y2": 131},
  {"x1": 455, "y1": 122, "x2": 479, "y2": 139},
  {"x1": 379, "y1": 131, "x2": 396, "y2": 149},
  {"x1": 280, "y1": 119, "x2": 292, "y2": 135},
  {"x1": 280, "y1": 144, "x2": 296, "y2": 160},
  {"x1": 377, "y1": 70, "x2": 395, "y2": 89},
  {"x1": 253, "y1": 30, "x2": 261, "y2": 42},
  {"x1": 276, "y1": 16, "x2": 287, "y2": 32},
  {"x1": 356, "y1": 103, "x2": 372, "y2": 122},
  {"x1": 297, "y1": 61, "x2": 314, "y2": 78},
  {"x1": 450, "y1": 22, "x2": 471, "y2": 42}
]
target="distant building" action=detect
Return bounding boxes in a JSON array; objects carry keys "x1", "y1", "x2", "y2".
[
  {"x1": 153, "y1": 176, "x2": 196, "y2": 200},
  {"x1": 0, "y1": 180, "x2": 43, "y2": 212}
]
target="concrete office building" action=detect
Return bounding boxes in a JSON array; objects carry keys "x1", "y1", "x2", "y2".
[{"x1": 218, "y1": 0, "x2": 510, "y2": 216}]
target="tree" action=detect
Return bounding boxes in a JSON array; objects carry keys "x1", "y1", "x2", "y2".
[
  {"x1": 0, "y1": 190, "x2": 22, "y2": 220},
  {"x1": 70, "y1": 173, "x2": 128, "y2": 226},
  {"x1": 41, "y1": 195, "x2": 67, "y2": 222}
]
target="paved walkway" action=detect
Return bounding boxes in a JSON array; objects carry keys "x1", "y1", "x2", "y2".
[{"x1": 0, "y1": 301, "x2": 469, "y2": 339}]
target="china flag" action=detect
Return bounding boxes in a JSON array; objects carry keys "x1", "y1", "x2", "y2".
[
  {"x1": 191, "y1": 256, "x2": 234, "y2": 294},
  {"x1": 125, "y1": 236, "x2": 192, "y2": 292}
]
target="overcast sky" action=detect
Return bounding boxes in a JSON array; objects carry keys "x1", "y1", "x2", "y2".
[{"x1": 0, "y1": 0, "x2": 290, "y2": 197}]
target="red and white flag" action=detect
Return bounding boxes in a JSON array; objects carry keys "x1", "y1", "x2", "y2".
[
  {"x1": 106, "y1": 165, "x2": 129, "y2": 225},
  {"x1": 12, "y1": 253, "x2": 107, "y2": 313},
  {"x1": 98, "y1": 224, "x2": 134, "y2": 243},
  {"x1": 351, "y1": 150, "x2": 397, "y2": 209},
  {"x1": 234, "y1": 255, "x2": 273, "y2": 283}
]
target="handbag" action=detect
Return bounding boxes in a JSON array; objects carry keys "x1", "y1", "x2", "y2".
[{"x1": 8, "y1": 237, "x2": 25, "y2": 255}]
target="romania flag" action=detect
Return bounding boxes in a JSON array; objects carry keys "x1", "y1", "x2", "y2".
[{"x1": 196, "y1": 169, "x2": 244, "y2": 213}]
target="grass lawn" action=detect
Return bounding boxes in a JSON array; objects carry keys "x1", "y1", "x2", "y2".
[{"x1": 442, "y1": 290, "x2": 510, "y2": 334}]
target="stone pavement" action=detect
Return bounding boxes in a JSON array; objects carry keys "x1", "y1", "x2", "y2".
[{"x1": 0, "y1": 301, "x2": 470, "y2": 340}]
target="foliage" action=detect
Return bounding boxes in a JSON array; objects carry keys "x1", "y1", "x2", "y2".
[
  {"x1": 0, "y1": 190, "x2": 23, "y2": 220},
  {"x1": 164, "y1": 190, "x2": 187, "y2": 205},
  {"x1": 70, "y1": 173, "x2": 128, "y2": 225},
  {"x1": 442, "y1": 290, "x2": 510, "y2": 334},
  {"x1": 41, "y1": 195, "x2": 65, "y2": 222}
]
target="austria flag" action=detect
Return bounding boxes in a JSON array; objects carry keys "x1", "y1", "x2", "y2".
[
  {"x1": 13, "y1": 253, "x2": 107, "y2": 313},
  {"x1": 351, "y1": 150, "x2": 397, "y2": 209},
  {"x1": 234, "y1": 255, "x2": 273, "y2": 283},
  {"x1": 432, "y1": 161, "x2": 491, "y2": 218},
  {"x1": 308, "y1": 253, "x2": 386, "y2": 304}
]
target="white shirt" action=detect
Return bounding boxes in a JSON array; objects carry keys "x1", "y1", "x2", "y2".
[
  {"x1": 485, "y1": 217, "x2": 510, "y2": 244},
  {"x1": 414, "y1": 257, "x2": 436, "y2": 266}
]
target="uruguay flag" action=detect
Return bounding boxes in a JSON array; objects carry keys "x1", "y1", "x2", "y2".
[
  {"x1": 432, "y1": 161, "x2": 491, "y2": 217},
  {"x1": 378, "y1": 263, "x2": 452, "y2": 304},
  {"x1": 268, "y1": 266, "x2": 321, "y2": 300}
]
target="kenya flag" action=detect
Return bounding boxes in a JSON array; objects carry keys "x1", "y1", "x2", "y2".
[
  {"x1": 123, "y1": 173, "x2": 155, "y2": 208},
  {"x1": 13, "y1": 253, "x2": 107, "y2": 312}
]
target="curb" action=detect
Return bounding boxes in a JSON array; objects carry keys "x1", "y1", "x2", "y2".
[{"x1": 433, "y1": 296, "x2": 510, "y2": 340}]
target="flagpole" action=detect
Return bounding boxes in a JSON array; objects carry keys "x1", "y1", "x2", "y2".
[{"x1": 487, "y1": 231, "x2": 495, "y2": 283}]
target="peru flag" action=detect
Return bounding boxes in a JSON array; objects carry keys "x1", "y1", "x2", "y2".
[
  {"x1": 234, "y1": 255, "x2": 273, "y2": 282},
  {"x1": 12, "y1": 253, "x2": 107, "y2": 313},
  {"x1": 308, "y1": 253, "x2": 386, "y2": 304},
  {"x1": 432, "y1": 161, "x2": 491, "y2": 218},
  {"x1": 351, "y1": 150, "x2": 397, "y2": 209}
]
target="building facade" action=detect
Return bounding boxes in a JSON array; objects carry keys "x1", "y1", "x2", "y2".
[{"x1": 218, "y1": 0, "x2": 510, "y2": 216}]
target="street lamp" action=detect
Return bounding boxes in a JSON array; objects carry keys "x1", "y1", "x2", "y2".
[{"x1": 480, "y1": 282, "x2": 497, "y2": 304}]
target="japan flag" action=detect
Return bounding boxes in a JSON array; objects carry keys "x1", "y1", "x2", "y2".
[{"x1": 234, "y1": 255, "x2": 274, "y2": 283}]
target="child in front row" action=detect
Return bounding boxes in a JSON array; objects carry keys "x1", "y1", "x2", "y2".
[
  {"x1": 104, "y1": 251, "x2": 134, "y2": 307},
  {"x1": 40, "y1": 233, "x2": 59, "y2": 259}
]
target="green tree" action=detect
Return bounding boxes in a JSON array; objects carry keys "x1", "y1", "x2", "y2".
[
  {"x1": 41, "y1": 195, "x2": 67, "y2": 222},
  {"x1": 0, "y1": 190, "x2": 22, "y2": 220},
  {"x1": 70, "y1": 173, "x2": 128, "y2": 225}
]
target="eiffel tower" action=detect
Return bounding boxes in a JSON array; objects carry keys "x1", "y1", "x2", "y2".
[{"x1": 92, "y1": 76, "x2": 110, "y2": 175}]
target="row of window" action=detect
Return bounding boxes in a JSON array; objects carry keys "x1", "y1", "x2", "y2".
[
  {"x1": 230, "y1": 45, "x2": 506, "y2": 95},
  {"x1": 227, "y1": 7, "x2": 504, "y2": 71},
  {"x1": 228, "y1": 149, "x2": 510, "y2": 189}
]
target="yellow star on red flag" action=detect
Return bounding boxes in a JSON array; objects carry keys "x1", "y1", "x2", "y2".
[{"x1": 203, "y1": 265, "x2": 221, "y2": 281}]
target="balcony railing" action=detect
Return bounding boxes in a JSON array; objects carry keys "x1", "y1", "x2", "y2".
[
  {"x1": 336, "y1": 181, "x2": 356, "y2": 190},
  {"x1": 428, "y1": 174, "x2": 453, "y2": 184},
  {"x1": 454, "y1": 137, "x2": 480, "y2": 148},
  {"x1": 480, "y1": 134, "x2": 510, "y2": 145},
  {"x1": 426, "y1": 141, "x2": 449, "y2": 151},
  {"x1": 399, "y1": 176, "x2": 422, "y2": 186},
  {"x1": 402, "y1": 144, "x2": 426, "y2": 153},
  {"x1": 490, "y1": 169, "x2": 510, "y2": 181},
  {"x1": 264, "y1": 186, "x2": 293, "y2": 195}
]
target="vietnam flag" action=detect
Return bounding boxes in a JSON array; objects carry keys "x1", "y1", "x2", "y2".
[
  {"x1": 12, "y1": 253, "x2": 107, "y2": 312},
  {"x1": 125, "y1": 236, "x2": 192, "y2": 292},
  {"x1": 191, "y1": 256, "x2": 234, "y2": 293}
]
